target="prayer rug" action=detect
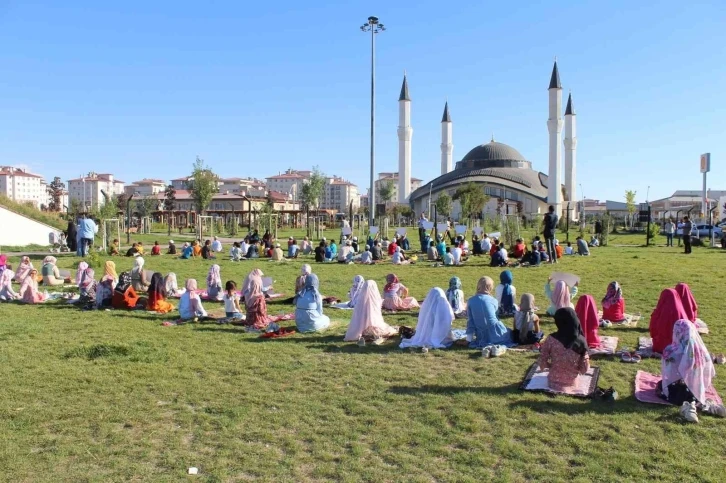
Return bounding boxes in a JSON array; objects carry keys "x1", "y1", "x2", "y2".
[
  {"x1": 520, "y1": 362, "x2": 600, "y2": 398},
  {"x1": 260, "y1": 327, "x2": 296, "y2": 338},
  {"x1": 598, "y1": 311, "x2": 641, "y2": 327},
  {"x1": 637, "y1": 337, "x2": 660, "y2": 358},
  {"x1": 588, "y1": 335, "x2": 619, "y2": 356},
  {"x1": 634, "y1": 371, "x2": 722, "y2": 406}
]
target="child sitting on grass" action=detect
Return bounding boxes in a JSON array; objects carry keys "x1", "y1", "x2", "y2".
[
  {"x1": 206, "y1": 264, "x2": 223, "y2": 301},
  {"x1": 109, "y1": 239, "x2": 120, "y2": 256},
  {"x1": 223, "y1": 281, "x2": 243, "y2": 318},
  {"x1": 513, "y1": 293, "x2": 542, "y2": 344},
  {"x1": 179, "y1": 279, "x2": 207, "y2": 321}
]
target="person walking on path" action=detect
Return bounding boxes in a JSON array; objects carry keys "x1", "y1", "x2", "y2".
[
  {"x1": 665, "y1": 219, "x2": 675, "y2": 247},
  {"x1": 682, "y1": 216, "x2": 693, "y2": 254},
  {"x1": 543, "y1": 205, "x2": 558, "y2": 264}
]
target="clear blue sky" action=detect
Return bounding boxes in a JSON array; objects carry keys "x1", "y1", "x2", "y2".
[{"x1": 0, "y1": 1, "x2": 724, "y2": 203}]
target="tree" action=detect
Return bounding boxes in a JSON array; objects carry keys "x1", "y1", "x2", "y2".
[
  {"x1": 300, "y1": 166, "x2": 326, "y2": 212},
  {"x1": 625, "y1": 190, "x2": 637, "y2": 229},
  {"x1": 46, "y1": 177, "x2": 65, "y2": 212},
  {"x1": 378, "y1": 180, "x2": 395, "y2": 204},
  {"x1": 96, "y1": 195, "x2": 118, "y2": 220},
  {"x1": 434, "y1": 193, "x2": 452, "y2": 217},
  {"x1": 136, "y1": 195, "x2": 159, "y2": 218},
  {"x1": 190, "y1": 156, "x2": 219, "y2": 214},
  {"x1": 453, "y1": 182, "x2": 490, "y2": 221},
  {"x1": 164, "y1": 185, "x2": 176, "y2": 235}
]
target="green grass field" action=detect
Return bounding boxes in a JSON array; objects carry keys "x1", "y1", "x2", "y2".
[{"x1": 1, "y1": 238, "x2": 724, "y2": 481}]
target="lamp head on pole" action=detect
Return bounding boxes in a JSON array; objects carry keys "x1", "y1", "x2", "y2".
[{"x1": 360, "y1": 16, "x2": 385, "y2": 33}]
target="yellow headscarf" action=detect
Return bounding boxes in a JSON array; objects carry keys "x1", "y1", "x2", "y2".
[
  {"x1": 104, "y1": 260, "x2": 118, "y2": 280},
  {"x1": 476, "y1": 276, "x2": 494, "y2": 295}
]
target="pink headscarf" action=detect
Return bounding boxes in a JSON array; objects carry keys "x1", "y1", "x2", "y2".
[
  {"x1": 649, "y1": 288, "x2": 689, "y2": 354},
  {"x1": 242, "y1": 269, "x2": 264, "y2": 297},
  {"x1": 76, "y1": 261, "x2": 89, "y2": 285},
  {"x1": 206, "y1": 264, "x2": 221, "y2": 287},
  {"x1": 20, "y1": 269, "x2": 41, "y2": 303},
  {"x1": 15, "y1": 257, "x2": 33, "y2": 282},
  {"x1": 575, "y1": 295, "x2": 601, "y2": 348},
  {"x1": 344, "y1": 280, "x2": 397, "y2": 341},
  {"x1": 674, "y1": 283, "x2": 698, "y2": 322},
  {"x1": 244, "y1": 276, "x2": 263, "y2": 309},
  {"x1": 662, "y1": 320, "x2": 714, "y2": 404},
  {"x1": 185, "y1": 278, "x2": 198, "y2": 292},
  {"x1": 551, "y1": 280, "x2": 571, "y2": 310},
  {"x1": 0, "y1": 269, "x2": 14, "y2": 292}
]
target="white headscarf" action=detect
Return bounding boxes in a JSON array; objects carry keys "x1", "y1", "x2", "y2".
[
  {"x1": 400, "y1": 287, "x2": 454, "y2": 349},
  {"x1": 132, "y1": 257, "x2": 145, "y2": 274},
  {"x1": 662, "y1": 319, "x2": 715, "y2": 404},
  {"x1": 207, "y1": 264, "x2": 221, "y2": 287},
  {"x1": 164, "y1": 273, "x2": 178, "y2": 295},
  {"x1": 301, "y1": 264, "x2": 312, "y2": 276},
  {"x1": 347, "y1": 275, "x2": 365, "y2": 308},
  {"x1": 76, "y1": 261, "x2": 88, "y2": 285},
  {"x1": 343, "y1": 280, "x2": 397, "y2": 341}
]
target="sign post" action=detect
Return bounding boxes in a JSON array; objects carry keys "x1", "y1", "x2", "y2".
[{"x1": 701, "y1": 153, "x2": 711, "y2": 221}]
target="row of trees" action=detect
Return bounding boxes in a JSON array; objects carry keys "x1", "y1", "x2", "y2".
[{"x1": 433, "y1": 182, "x2": 491, "y2": 221}]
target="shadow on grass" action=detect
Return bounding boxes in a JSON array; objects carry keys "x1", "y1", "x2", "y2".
[{"x1": 389, "y1": 382, "x2": 521, "y2": 397}]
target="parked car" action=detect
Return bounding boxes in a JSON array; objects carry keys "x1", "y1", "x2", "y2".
[{"x1": 693, "y1": 224, "x2": 723, "y2": 238}]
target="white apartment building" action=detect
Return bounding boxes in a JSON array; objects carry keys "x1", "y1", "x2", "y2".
[
  {"x1": 374, "y1": 172, "x2": 422, "y2": 204},
  {"x1": 219, "y1": 177, "x2": 267, "y2": 197},
  {"x1": 125, "y1": 178, "x2": 167, "y2": 197},
  {"x1": 67, "y1": 173, "x2": 125, "y2": 211},
  {"x1": 0, "y1": 166, "x2": 47, "y2": 208},
  {"x1": 265, "y1": 169, "x2": 311, "y2": 201},
  {"x1": 265, "y1": 169, "x2": 359, "y2": 212}
]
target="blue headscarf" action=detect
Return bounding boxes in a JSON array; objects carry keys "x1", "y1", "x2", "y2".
[
  {"x1": 446, "y1": 276, "x2": 464, "y2": 313},
  {"x1": 499, "y1": 270, "x2": 515, "y2": 315}
]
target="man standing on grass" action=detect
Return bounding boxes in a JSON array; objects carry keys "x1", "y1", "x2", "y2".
[
  {"x1": 78, "y1": 213, "x2": 97, "y2": 257},
  {"x1": 665, "y1": 218, "x2": 675, "y2": 247},
  {"x1": 543, "y1": 205, "x2": 558, "y2": 264},
  {"x1": 682, "y1": 216, "x2": 693, "y2": 254}
]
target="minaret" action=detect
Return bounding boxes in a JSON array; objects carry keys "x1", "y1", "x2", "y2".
[
  {"x1": 397, "y1": 73, "x2": 412, "y2": 203},
  {"x1": 547, "y1": 60, "x2": 563, "y2": 216},
  {"x1": 440, "y1": 101, "x2": 453, "y2": 175},
  {"x1": 564, "y1": 92, "x2": 577, "y2": 220}
]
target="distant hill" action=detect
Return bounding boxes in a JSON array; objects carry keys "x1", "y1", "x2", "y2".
[{"x1": 0, "y1": 195, "x2": 67, "y2": 231}]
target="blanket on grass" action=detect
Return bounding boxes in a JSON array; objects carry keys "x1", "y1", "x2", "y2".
[
  {"x1": 520, "y1": 362, "x2": 600, "y2": 398},
  {"x1": 634, "y1": 371, "x2": 722, "y2": 406}
]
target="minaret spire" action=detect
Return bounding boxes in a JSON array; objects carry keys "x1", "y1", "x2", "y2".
[
  {"x1": 547, "y1": 60, "x2": 564, "y2": 217},
  {"x1": 564, "y1": 91, "x2": 577, "y2": 220},
  {"x1": 565, "y1": 91, "x2": 575, "y2": 115},
  {"x1": 549, "y1": 60, "x2": 562, "y2": 90},
  {"x1": 399, "y1": 74, "x2": 410, "y2": 101},
  {"x1": 441, "y1": 101, "x2": 451, "y2": 122},
  {"x1": 397, "y1": 73, "x2": 412, "y2": 202},
  {"x1": 440, "y1": 101, "x2": 453, "y2": 175}
]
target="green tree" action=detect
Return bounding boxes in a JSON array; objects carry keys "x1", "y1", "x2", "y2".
[
  {"x1": 625, "y1": 190, "x2": 637, "y2": 229},
  {"x1": 135, "y1": 195, "x2": 159, "y2": 218},
  {"x1": 378, "y1": 180, "x2": 395, "y2": 204},
  {"x1": 46, "y1": 177, "x2": 65, "y2": 212},
  {"x1": 190, "y1": 156, "x2": 219, "y2": 214},
  {"x1": 453, "y1": 182, "x2": 490, "y2": 221},
  {"x1": 163, "y1": 185, "x2": 176, "y2": 236},
  {"x1": 96, "y1": 194, "x2": 118, "y2": 220},
  {"x1": 434, "y1": 193, "x2": 452, "y2": 217}
]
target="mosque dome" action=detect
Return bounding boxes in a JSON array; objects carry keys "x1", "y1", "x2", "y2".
[{"x1": 457, "y1": 141, "x2": 531, "y2": 170}]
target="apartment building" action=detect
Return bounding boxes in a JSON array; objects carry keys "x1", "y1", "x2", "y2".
[
  {"x1": 67, "y1": 173, "x2": 125, "y2": 210},
  {"x1": 0, "y1": 166, "x2": 47, "y2": 208}
]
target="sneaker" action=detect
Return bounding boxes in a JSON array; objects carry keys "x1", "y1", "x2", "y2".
[
  {"x1": 481, "y1": 346, "x2": 492, "y2": 358},
  {"x1": 703, "y1": 400, "x2": 726, "y2": 418},
  {"x1": 491, "y1": 345, "x2": 507, "y2": 357},
  {"x1": 357, "y1": 337, "x2": 366, "y2": 347},
  {"x1": 680, "y1": 401, "x2": 699, "y2": 423}
]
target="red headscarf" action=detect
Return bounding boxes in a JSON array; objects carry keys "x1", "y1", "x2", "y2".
[
  {"x1": 674, "y1": 283, "x2": 698, "y2": 322},
  {"x1": 649, "y1": 288, "x2": 689, "y2": 354},
  {"x1": 575, "y1": 295, "x2": 601, "y2": 348}
]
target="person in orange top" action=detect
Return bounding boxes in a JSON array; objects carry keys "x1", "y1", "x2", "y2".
[
  {"x1": 112, "y1": 272, "x2": 139, "y2": 310},
  {"x1": 555, "y1": 240, "x2": 564, "y2": 259},
  {"x1": 192, "y1": 240, "x2": 202, "y2": 257},
  {"x1": 151, "y1": 241, "x2": 162, "y2": 256},
  {"x1": 147, "y1": 272, "x2": 174, "y2": 313}
]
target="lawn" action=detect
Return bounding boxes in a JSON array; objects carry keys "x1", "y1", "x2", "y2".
[{"x1": 1, "y1": 240, "x2": 725, "y2": 481}]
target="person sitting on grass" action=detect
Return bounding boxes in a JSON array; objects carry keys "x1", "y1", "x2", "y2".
[
  {"x1": 465, "y1": 276, "x2": 513, "y2": 348},
  {"x1": 513, "y1": 293, "x2": 542, "y2": 344},
  {"x1": 391, "y1": 246, "x2": 409, "y2": 265},
  {"x1": 382, "y1": 274, "x2": 420, "y2": 311},
  {"x1": 244, "y1": 275, "x2": 269, "y2": 330},
  {"x1": 442, "y1": 247, "x2": 454, "y2": 266},
  {"x1": 131, "y1": 257, "x2": 150, "y2": 292},
  {"x1": 223, "y1": 281, "x2": 243, "y2": 319},
  {"x1": 271, "y1": 243, "x2": 285, "y2": 261},
  {"x1": 245, "y1": 241, "x2": 260, "y2": 259},
  {"x1": 230, "y1": 242, "x2": 243, "y2": 261},
  {"x1": 544, "y1": 278, "x2": 578, "y2": 316},
  {"x1": 674, "y1": 283, "x2": 700, "y2": 325},
  {"x1": 538, "y1": 242, "x2": 550, "y2": 263},
  {"x1": 14, "y1": 256, "x2": 33, "y2": 283},
  {"x1": 329, "y1": 239, "x2": 338, "y2": 259},
  {"x1": 77, "y1": 263, "x2": 96, "y2": 305},
  {"x1": 601, "y1": 281, "x2": 625, "y2": 323},
  {"x1": 295, "y1": 274, "x2": 330, "y2": 333},
  {"x1": 288, "y1": 239, "x2": 299, "y2": 259},
  {"x1": 495, "y1": 270, "x2": 517, "y2": 317},
  {"x1": 96, "y1": 261, "x2": 118, "y2": 308},
  {"x1": 489, "y1": 239, "x2": 499, "y2": 257},
  {"x1": 400, "y1": 287, "x2": 456, "y2": 349},
  {"x1": 201, "y1": 240, "x2": 215, "y2": 259},
  {"x1": 347, "y1": 275, "x2": 366, "y2": 309},
  {"x1": 537, "y1": 308, "x2": 590, "y2": 392},
  {"x1": 179, "y1": 279, "x2": 207, "y2": 321},
  {"x1": 649, "y1": 288, "x2": 689, "y2": 354},
  {"x1": 206, "y1": 264, "x2": 223, "y2": 301},
  {"x1": 301, "y1": 236, "x2": 312, "y2": 255},
  {"x1": 555, "y1": 240, "x2": 564, "y2": 259},
  {"x1": 112, "y1": 272, "x2": 139, "y2": 310},
  {"x1": 151, "y1": 241, "x2": 161, "y2": 256},
  {"x1": 512, "y1": 238, "x2": 526, "y2": 259},
  {"x1": 41, "y1": 256, "x2": 65, "y2": 286},
  {"x1": 177, "y1": 243, "x2": 190, "y2": 260},
  {"x1": 338, "y1": 240, "x2": 354, "y2": 263},
  {"x1": 212, "y1": 236, "x2": 223, "y2": 253},
  {"x1": 656, "y1": 320, "x2": 725, "y2": 419},
  {"x1": 167, "y1": 240, "x2": 177, "y2": 255},
  {"x1": 565, "y1": 241, "x2": 574, "y2": 255},
  {"x1": 163, "y1": 272, "x2": 183, "y2": 298},
  {"x1": 345, "y1": 280, "x2": 398, "y2": 342},
  {"x1": 324, "y1": 241, "x2": 334, "y2": 262},
  {"x1": 576, "y1": 236, "x2": 590, "y2": 256},
  {"x1": 242, "y1": 269, "x2": 264, "y2": 301},
  {"x1": 490, "y1": 245, "x2": 507, "y2": 267},
  {"x1": 192, "y1": 240, "x2": 202, "y2": 258},
  {"x1": 19, "y1": 269, "x2": 46, "y2": 304},
  {"x1": 446, "y1": 276, "x2": 467, "y2": 319},
  {"x1": 427, "y1": 241, "x2": 439, "y2": 261},
  {"x1": 109, "y1": 239, "x2": 120, "y2": 256},
  {"x1": 0, "y1": 270, "x2": 19, "y2": 301},
  {"x1": 575, "y1": 295, "x2": 601, "y2": 348},
  {"x1": 314, "y1": 241, "x2": 326, "y2": 263},
  {"x1": 359, "y1": 245, "x2": 373, "y2": 264},
  {"x1": 371, "y1": 241, "x2": 384, "y2": 261},
  {"x1": 147, "y1": 272, "x2": 174, "y2": 314}
]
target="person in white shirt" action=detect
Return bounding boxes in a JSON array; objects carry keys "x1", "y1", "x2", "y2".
[
  {"x1": 359, "y1": 246, "x2": 373, "y2": 264},
  {"x1": 240, "y1": 239, "x2": 250, "y2": 257},
  {"x1": 229, "y1": 242, "x2": 243, "y2": 261},
  {"x1": 500, "y1": 246, "x2": 509, "y2": 261},
  {"x1": 211, "y1": 236, "x2": 223, "y2": 253},
  {"x1": 565, "y1": 242, "x2": 574, "y2": 255},
  {"x1": 451, "y1": 243, "x2": 463, "y2": 265},
  {"x1": 443, "y1": 247, "x2": 454, "y2": 266},
  {"x1": 391, "y1": 246, "x2": 408, "y2": 265},
  {"x1": 480, "y1": 235, "x2": 492, "y2": 254},
  {"x1": 665, "y1": 219, "x2": 676, "y2": 247},
  {"x1": 338, "y1": 240, "x2": 354, "y2": 263}
]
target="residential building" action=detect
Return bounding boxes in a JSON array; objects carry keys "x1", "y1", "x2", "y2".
[
  {"x1": 265, "y1": 169, "x2": 359, "y2": 212},
  {"x1": 265, "y1": 169, "x2": 311, "y2": 200},
  {"x1": 170, "y1": 176, "x2": 192, "y2": 191},
  {"x1": 0, "y1": 166, "x2": 47, "y2": 208},
  {"x1": 125, "y1": 179, "x2": 167, "y2": 197},
  {"x1": 219, "y1": 177, "x2": 267, "y2": 197},
  {"x1": 67, "y1": 173, "x2": 125, "y2": 211},
  {"x1": 374, "y1": 172, "x2": 422, "y2": 204},
  {"x1": 649, "y1": 190, "x2": 726, "y2": 219}
]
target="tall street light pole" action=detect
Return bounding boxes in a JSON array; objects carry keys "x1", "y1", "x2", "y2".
[{"x1": 361, "y1": 16, "x2": 385, "y2": 229}]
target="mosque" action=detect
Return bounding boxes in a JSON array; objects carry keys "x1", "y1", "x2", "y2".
[{"x1": 403, "y1": 61, "x2": 578, "y2": 220}]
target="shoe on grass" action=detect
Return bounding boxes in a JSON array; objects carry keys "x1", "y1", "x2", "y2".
[
  {"x1": 703, "y1": 400, "x2": 726, "y2": 418},
  {"x1": 680, "y1": 401, "x2": 699, "y2": 423}
]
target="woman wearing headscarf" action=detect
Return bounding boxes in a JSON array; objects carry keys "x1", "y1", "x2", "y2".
[
  {"x1": 544, "y1": 278, "x2": 578, "y2": 316},
  {"x1": 242, "y1": 268, "x2": 264, "y2": 300},
  {"x1": 41, "y1": 256, "x2": 65, "y2": 286},
  {"x1": 381, "y1": 274, "x2": 420, "y2": 311},
  {"x1": 19, "y1": 269, "x2": 46, "y2": 304},
  {"x1": 0, "y1": 254, "x2": 7, "y2": 277},
  {"x1": 343, "y1": 279, "x2": 398, "y2": 342},
  {"x1": 649, "y1": 288, "x2": 689, "y2": 354},
  {"x1": 163, "y1": 273, "x2": 183, "y2": 298},
  {"x1": 147, "y1": 272, "x2": 174, "y2": 314},
  {"x1": 75, "y1": 261, "x2": 89, "y2": 286},
  {"x1": 399, "y1": 287, "x2": 455, "y2": 349},
  {"x1": 295, "y1": 274, "x2": 330, "y2": 333},
  {"x1": 495, "y1": 270, "x2": 517, "y2": 317},
  {"x1": 347, "y1": 275, "x2": 366, "y2": 308},
  {"x1": 206, "y1": 264, "x2": 223, "y2": 301},
  {"x1": 465, "y1": 276, "x2": 514, "y2": 348},
  {"x1": 14, "y1": 256, "x2": 34, "y2": 283},
  {"x1": 513, "y1": 293, "x2": 542, "y2": 344},
  {"x1": 130, "y1": 257, "x2": 150, "y2": 292},
  {"x1": 244, "y1": 275, "x2": 269, "y2": 329},
  {"x1": 537, "y1": 308, "x2": 590, "y2": 391},
  {"x1": 95, "y1": 261, "x2": 118, "y2": 309},
  {"x1": 674, "y1": 283, "x2": 699, "y2": 323},
  {"x1": 601, "y1": 281, "x2": 625, "y2": 322},
  {"x1": 66, "y1": 220, "x2": 77, "y2": 253},
  {"x1": 0, "y1": 270, "x2": 19, "y2": 301},
  {"x1": 657, "y1": 320, "x2": 723, "y2": 417},
  {"x1": 575, "y1": 295, "x2": 601, "y2": 348},
  {"x1": 178, "y1": 279, "x2": 208, "y2": 320},
  {"x1": 112, "y1": 271, "x2": 139, "y2": 310},
  {"x1": 446, "y1": 276, "x2": 467, "y2": 318},
  {"x1": 296, "y1": 265, "x2": 311, "y2": 294},
  {"x1": 77, "y1": 264, "x2": 96, "y2": 303}
]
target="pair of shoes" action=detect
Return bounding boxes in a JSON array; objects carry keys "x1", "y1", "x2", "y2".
[
  {"x1": 621, "y1": 352, "x2": 641, "y2": 363},
  {"x1": 702, "y1": 399, "x2": 726, "y2": 418},
  {"x1": 490, "y1": 345, "x2": 507, "y2": 357},
  {"x1": 680, "y1": 401, "x2": 699, "y2": 423},
  {"x1": 713, "y1": 353, "x2": 726, "y2": 365}
]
